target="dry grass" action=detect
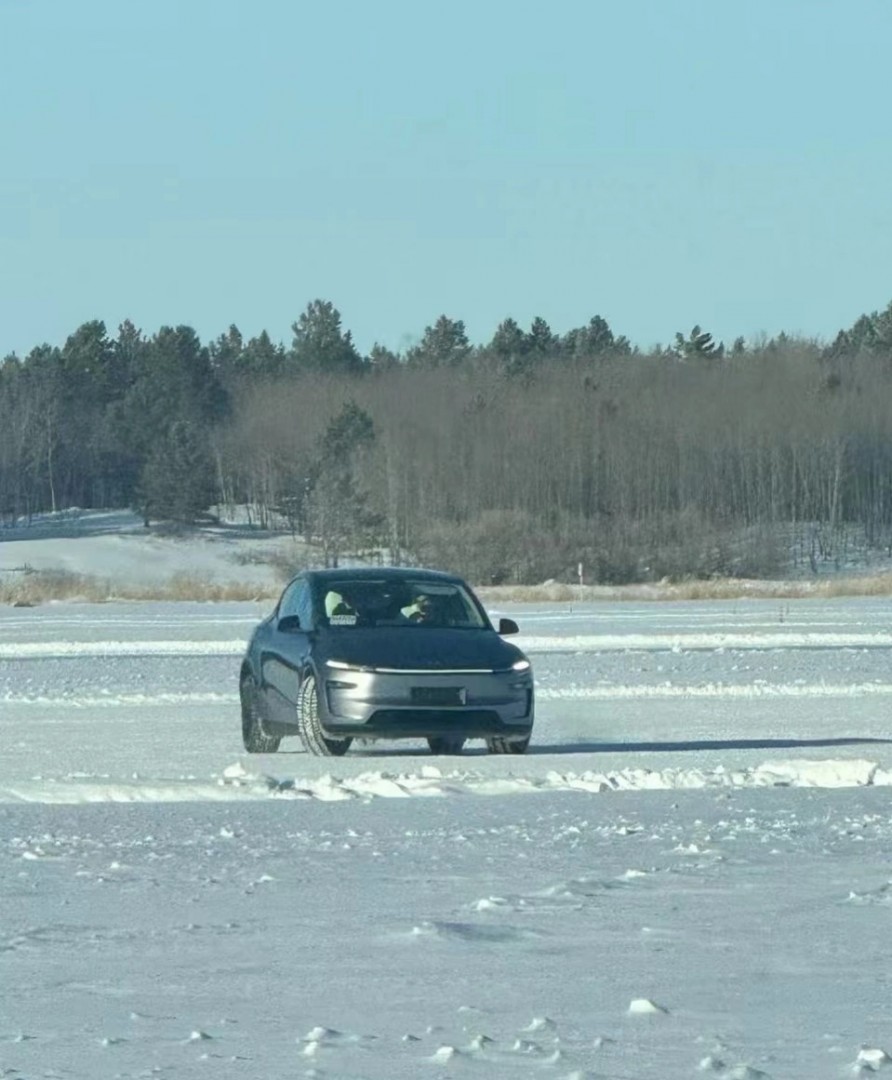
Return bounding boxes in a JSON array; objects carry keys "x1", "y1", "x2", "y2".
[
  {"x1": 478, "y1": 573, "x2": 892, "y2": 604},
  {"x1": 5, "y1": 568, "x2": 892, "y2": 608},
  {"x1": 0, "y1": 570, "x2": 278, "y2": 606}
]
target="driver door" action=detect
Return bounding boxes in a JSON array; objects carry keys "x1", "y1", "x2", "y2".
[{"x1": 261, "y1": 577, "x2": 314, "y2": 728}]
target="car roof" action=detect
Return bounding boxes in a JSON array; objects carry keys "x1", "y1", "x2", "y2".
[{"x1": 304, "y1": 566, "x2": 465, "y2": 587}]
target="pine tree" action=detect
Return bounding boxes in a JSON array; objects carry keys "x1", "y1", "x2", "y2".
[
  {"x1": 138, "y1": 420, "x2": 217, "y2": 524},
  {"x1": 290, "y1": 300, "x2": 364, "y2": 374},
  {"x1": 406, "y1": 315, "x2": 471, "y2": 368}
]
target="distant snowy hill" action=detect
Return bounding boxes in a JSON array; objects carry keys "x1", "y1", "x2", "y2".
[{"x1": 0, "y1": 508, "x2": 299, "y2": 591}]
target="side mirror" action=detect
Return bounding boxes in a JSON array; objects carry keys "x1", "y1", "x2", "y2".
[
  {"x1": 277, "y1": 614, "x2": 302, "y2": 634},
  {"x1": 498, "y1": 617, "x2": 519, "y2": 636}
]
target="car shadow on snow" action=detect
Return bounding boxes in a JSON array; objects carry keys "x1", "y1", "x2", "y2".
[
  {"x1": 527, "y1": 735, "x2": 892, "y2": 754},
  {"x1": 266, "y1": 736, "x2": 892, "y2": 757}
]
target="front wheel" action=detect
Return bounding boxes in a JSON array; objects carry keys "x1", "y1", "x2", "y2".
[
  {"x1": 296, "y1": 674, "x2": 352, "y2": 756},
  {"x1": 486, "y1": 735, "x2": 530, "y2": 754},
  {"x1": 240, "y1": 674, "x2": 281, "y2": 753},
  {"x1": 427, "y1": 736, "x2": 466, "y2": 755}
]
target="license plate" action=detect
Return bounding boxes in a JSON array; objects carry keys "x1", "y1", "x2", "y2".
[{"x1": 411, "y1": 686, "x2": 465, "y2": 706}]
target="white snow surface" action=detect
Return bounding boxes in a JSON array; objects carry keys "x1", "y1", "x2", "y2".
[
  {"x1": 4, "y1": 587, "x2": 892, "y2": 1077},
  {"x1": 0, "y1": 508, "x2": 290, "y2": 588}
]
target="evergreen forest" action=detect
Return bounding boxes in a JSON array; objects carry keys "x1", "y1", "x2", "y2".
[{"x1": 3, "y1": 299, "x2": 892, "y2": 585}]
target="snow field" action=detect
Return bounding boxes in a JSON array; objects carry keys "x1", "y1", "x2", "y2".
[
  {"x1": 3, "y1": 596, "x2": 892, "y2": 1077},
  {"x1": 4, "y1": 792, "x2": 892, "y2": 1079}
]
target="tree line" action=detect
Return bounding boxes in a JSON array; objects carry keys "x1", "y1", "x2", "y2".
[{"x1": 3, "y1": 298, "x2": 892, "y2": 584}]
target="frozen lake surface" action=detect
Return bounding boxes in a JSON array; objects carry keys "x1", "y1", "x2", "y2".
[
  {"x1": 3, "y1": 596, "x2": 892, "y2": 794},
  {"x1": 3, "y1": 597, "x2": 892, "y2": 1078}
]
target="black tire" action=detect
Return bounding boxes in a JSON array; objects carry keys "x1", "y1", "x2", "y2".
[
  {"x1": 486, "y1": 735, "x2": 530, "y2": 755},
  {"x1": 296, "y1": 673, "x2": 352, "y2": 757},
  {"x1": 427, "y1": 736, "x2": 466, "y2": 755},
  {"x1": 240, "y1": 673, "x2": 281, "y2": 753}
]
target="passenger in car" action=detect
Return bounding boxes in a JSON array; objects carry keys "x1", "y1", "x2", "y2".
[
  {"x1": 410, "y1": 593, "x2": 446, "y2": 625},
  {"x1": 325, "y1": 590, "x2": 357, "y2": 624}
]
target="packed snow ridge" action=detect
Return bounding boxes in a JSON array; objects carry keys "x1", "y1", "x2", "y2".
[
  {"x1": 2, "y1": 757, "x2": 890, "y2": 805},
  {"x1": 6, "y1": 629, "x2": 892, "y2": 660}
]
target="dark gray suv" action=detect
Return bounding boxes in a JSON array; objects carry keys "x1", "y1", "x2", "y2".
[{"x1": 239, "y1": 567, "x2": 534, "y2": 756}]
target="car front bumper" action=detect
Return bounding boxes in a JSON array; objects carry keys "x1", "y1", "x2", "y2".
[{"x1": 320, "y1": 666, "x2": 534, "y2": 739}]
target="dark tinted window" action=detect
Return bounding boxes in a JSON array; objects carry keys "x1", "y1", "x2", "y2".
[
  {"x1": 317, "y1": 577, "x2": 487, "y2": 629},
  {"x1": 279, "y1": 577, "x2": 313, "y2": 628}
]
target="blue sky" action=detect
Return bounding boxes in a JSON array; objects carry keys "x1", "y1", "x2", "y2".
[{"x1": 2, "y1": 0, "x2": 890, "y2": 357}]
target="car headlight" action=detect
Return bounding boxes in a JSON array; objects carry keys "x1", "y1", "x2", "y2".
[
  {"x1": 326, "y1": 659, "x2": 375, "y2": 673},
  {"x1": 511, "y1": 659, "x2": 531, "y2": 672}
]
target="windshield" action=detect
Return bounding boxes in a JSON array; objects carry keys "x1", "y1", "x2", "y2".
[{"x1": 317, "y1": 578, "x2": 488, "y2": 629}]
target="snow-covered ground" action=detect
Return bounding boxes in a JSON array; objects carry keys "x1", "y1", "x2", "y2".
[
  {"x1": 0, "y1": 509, "x2": 292, "y2": 590},
  {"x1": 3, "y1": 594, "x2": 892, "y2": 1078}
]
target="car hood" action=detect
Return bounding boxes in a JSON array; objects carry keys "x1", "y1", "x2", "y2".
[{"x1": 317, "y1": 627, "x2": 526, "y2": 672}]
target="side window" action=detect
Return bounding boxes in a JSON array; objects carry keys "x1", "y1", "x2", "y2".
[
  {"x1": 296, "y1": 581, "x2": 315, "y2": 630},
  {"x1": 279, "y1": 578, "x2": 311, "y2": 626}
]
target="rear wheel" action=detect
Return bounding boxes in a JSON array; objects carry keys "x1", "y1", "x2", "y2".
[
  {"x1": 297, "y1": 674, "x2": 352, "y2": 757},
  {"x1": 240, "y1": 673, "x2": 281, "y2": 753},
  {"x1": 427, "y1": 736, "x2": 466, "y2": 755},
  {"x1": 486, "y1": 735, "x2": 530, "y2": 755}
]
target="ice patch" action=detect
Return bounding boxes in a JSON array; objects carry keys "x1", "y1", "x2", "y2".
[
  {"x1": 523, "y1": 1015, "x2": 557, "y2": 1032},
  {"x1": 855, "y1": 1046, "x2": 892, "y2": 1070},
  {"x1": 466, "y1": 1033, "x2": 495, "y2": 1051},
  {"x1": 628, "y1": 997, "x2": 669, "y2": 1015},
  {"x1": 302, "y1": 1026, "x2": 343, "y2": 1042},
  {"x1": 431, "y1": 1044, "x2": 460, "y2": 1062},
  {"x1": 848, "y1": 883, "x2": 892, "y2": 906},
  {"x1": 470, "y1": 896, "x2": 512, "y2": 912},
  {"x1": 511, "y1": 1037, "x2": 544, "y2": 1054},
  {"x1": 410, "y1": 920, "x2": 540, "y2": 944},
  {"x1": 753, "y1": 759, "x2": 879, "y2": 787}
]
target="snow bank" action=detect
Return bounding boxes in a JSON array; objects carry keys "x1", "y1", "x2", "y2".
[
  {"x1": 517, "y1": 631, "x2": 892, "y2": 652},
  {"x1": 3, "y1": 757, "x2": 890, "y2": 805},
  {"x1": 0, "y1": 640, "x2": 246, "y2": 659}
]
